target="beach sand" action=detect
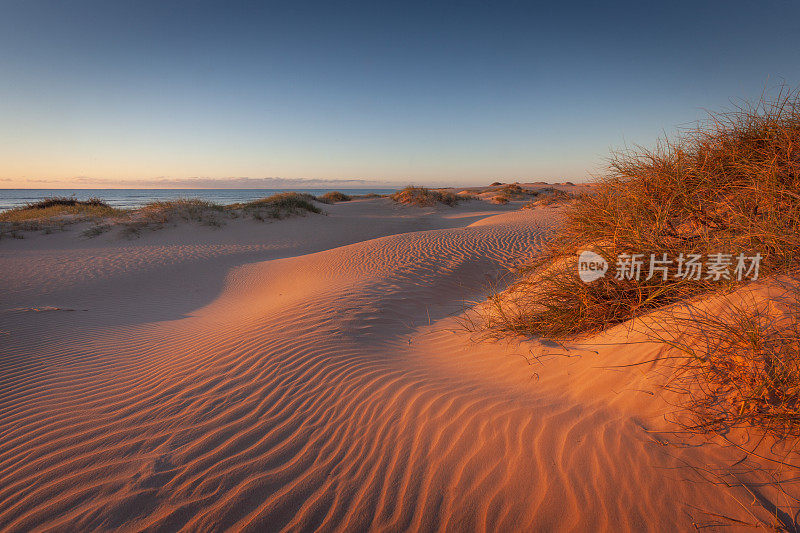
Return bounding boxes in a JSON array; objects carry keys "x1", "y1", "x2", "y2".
[{"x1": 0, "y1": 188, "x2": 789, "y2": 531}]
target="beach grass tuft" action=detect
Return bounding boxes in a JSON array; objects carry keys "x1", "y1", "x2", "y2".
[
  {"x1": 390, "y1": 186, "x2": 461, "y2": 207},
  {"x1": 479, "y1": 86, "x2": 800, "y2": 338},
  {"x1": 0, "y1": 196, "x2": 123, "y2": 238},
  {"x1": 642, "y1": 284, "x2": 800, "y2": 436},
  {"x1": 0, "y1": 192, "x2": 327, "y2": 239},
  {"x1": 317, "y1": 191, "x2": 352, "y2": 203},
  {"x1": 521, "y1": 188, "x2": 576, "y2": 208},
  {"x1": 494, "y1": 183, "x2": 537, "y2": 199},
  {"x1": 0, "y1": 197, "x2": 120, "y2": 223},
  {"x1": 472, "y1": 85, "x2": 800, "y2": 435},
  {"x1": 233, "y1": 192, "x2": 322, "y2": 216}
]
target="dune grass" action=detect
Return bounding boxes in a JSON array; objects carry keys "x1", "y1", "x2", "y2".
[
  {"x1": 317, "y1": 191, "x2": 352, "y2": 203},
  {"x1": 118, "y1": 193, "x2": 322, "y2": 235},
  {"x1": 486, "y1": 183, "x2": 562, "y2": 205},
  {"x1": 521, "y1": 188, "x2": 575, "y2": 208},
  {"x1": 643, "y1": 284, "x2": 800, "y2": 437},
  {"x1": 1, "y1": 192, "x2": 326, "y2": 239},
  {"x1": 233, "y1": 192, "x2": 322, "y2": 218},
  {"x1": 391, "y1": 186, "x2": 461, "y2": 207},
  {"x1": 0, "y1": 197, "x2": 121, "y2": 223},
  {"x1": 480, "y1": 86, "x2": 800, "y2": 339},
  {"x1": 117, "y1": 199, "x2": 226, "y2": 237},
  {"x1": 138, "y1": 199, "x2": 225, "y2": 221},
  {"x1": 492, "y1": 183, "x2": 536, "y2": 199},
  {"x1": 24, "y1": 197, "x2": 109, "y2": 209},
  {"x1": 0, "y1": 197, "x2": 123, "y2": 238},
  {"x1": 473, "y1": 86, "x2": 800, "y2": 436}
]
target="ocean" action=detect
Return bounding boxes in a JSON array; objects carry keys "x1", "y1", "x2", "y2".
[{"x1": 0, "y1": 188, "x2": 399, "y2": 211}]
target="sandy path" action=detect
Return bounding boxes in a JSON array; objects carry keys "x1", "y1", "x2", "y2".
[{"x1": 0, "y1": 200, "x2": 779, "y2": 531}]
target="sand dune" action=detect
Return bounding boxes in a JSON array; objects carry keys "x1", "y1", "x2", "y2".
[{"x1": 0, "y1": 197, "x2": 788, "y2": 531}]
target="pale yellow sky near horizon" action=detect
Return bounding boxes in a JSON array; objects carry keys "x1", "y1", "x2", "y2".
[
  {"x1": 0, "y1": 174, "x2": 602, "y2": 188},
  {"x1": 0, "y1": 169, "x2": 595, "y2": 189},
  {"x1": 0, "y1": 144, "x2": 599, "y2": 189}
]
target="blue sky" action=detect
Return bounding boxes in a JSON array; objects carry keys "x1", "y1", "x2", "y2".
[{"x1": 1, "y1": 0, "x2": 799, "y2": 187}]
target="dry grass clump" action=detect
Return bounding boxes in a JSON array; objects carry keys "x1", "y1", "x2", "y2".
[
  {"x1": 118, "y1": 199, "x2": 225, "y2": 237},
  {"x1": 25, "y1": 196, "x2": 110, "y2": 209},
  {"x1": 117, "y1": 194, "x2": 322, "y2": 236},
  {"x1": 521, "y1": 188, "x2": 576, "y2": 208},
  {"x1": 480, "y1": 87, "x2": 800, "y2": 338},
  {"x1": 0, "y1": 197, "x2": 119, "y2": 223},
  {"x1": 493, "y1": 183, "x2": 536, "y2": 199},
  {"x1": 116, "y1": 194, "x2": 322, "y2": 236},
  {"x1": 644, "y1": 285, "x2": 800, "y2": 437},
  {"x1": 390, "y1": 186, "x2": 461, "y2": 207},
  {"x1": 317, "y1": 191, "x2": 352, "y2": 203},
  {"x1": 1, "y1": 193, "x2": 326, "y2": 239},
  {"x1": 233, "y1": 192, "x2": 322, "y2": 218},
  {"x1": 137, "y1": 199, "x2": 224, "y2": 222},
  {"x1": 474, "y1": 252, "x2": 713, "y2": 337},
  {"x1": 490, "y1": 195, "x2": 510, "y2": 204},
  {"x1": 0, "y1": 197, "x2": 122, "y2": 238}
]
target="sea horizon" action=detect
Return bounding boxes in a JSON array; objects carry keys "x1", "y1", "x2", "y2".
[{"x1": 0, "y1": 188, "x2": 400, "y2": 211}]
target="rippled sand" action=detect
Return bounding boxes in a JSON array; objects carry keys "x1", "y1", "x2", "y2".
[{"x1": 0, "y1": 191, "x2": 789, "y2": 531}]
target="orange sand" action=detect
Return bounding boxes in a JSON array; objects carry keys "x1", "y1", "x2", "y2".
[{"x1": 0, "y1": 190, "x2": 792, "y2": 531}]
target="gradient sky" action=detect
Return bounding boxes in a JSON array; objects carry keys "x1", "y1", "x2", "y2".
[{"x1": 1, "y1": 0, "x2": 799, "y2": 188}]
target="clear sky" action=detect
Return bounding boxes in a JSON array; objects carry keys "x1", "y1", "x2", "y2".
[{"x1": 1, "y1": 0, "x2": 799, "y2": 188}]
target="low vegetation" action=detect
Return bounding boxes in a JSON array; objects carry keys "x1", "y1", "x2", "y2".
[
  {"x1": 232, "y1": 192, "x2": 321, "y2": 214},
  {"x1": 138, "y1": 199, "x2": 225, "y2": 222},
  {"x1": 644, "y1": 284, "x2": 800, "y2": 437},
  {"x1": 0, "y1": 197, "x2": 122, "y2": 238},
  {"x1": 1, "y1": 192, "x2": 325, "y2": 239},
  {"x1": 0, "y1": 197, "x2": 120, "y2": 223},
  {"x1": 390, "y1": 186, "x2": 461, "y2": 207},
  {"x1": 23, "y1": 197, "x2": 110, "y2": 210},
  {"x1": 475, "y1": 86, "x2": 800, "y2": 435},
  {"x1": 317, "y1": 191, "x2": 352, "y2": 203},
  {"x1": 521, "y1": 188, "x2": 576, "y2": 208},
  {"x1": 492, "y1": 183, "x2": 536, "y2": 199},
  {"x1": 117, "y1": 199, "x2": 226, "y2": 237},
  {"x1": 482, "y1": 87, "x2": 800, "y2": 337}
]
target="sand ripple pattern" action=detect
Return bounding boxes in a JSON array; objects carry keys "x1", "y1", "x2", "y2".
[{"x1": 0, "y1": 214, "x2": 714, "y2": 531}]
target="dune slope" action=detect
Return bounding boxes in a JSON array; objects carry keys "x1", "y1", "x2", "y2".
[{"x1": 0, "y1": 204, "x2": 781, "y2": 531}]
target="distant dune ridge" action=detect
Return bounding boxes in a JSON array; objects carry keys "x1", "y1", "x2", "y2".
[{"x1": 0, "y1": 181, "x2": 796, "y2": 531}]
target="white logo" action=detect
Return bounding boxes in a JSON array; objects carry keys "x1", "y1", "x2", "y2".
[{"x1": 578, "y1": 250, "x2": 608, "y2": 283}]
